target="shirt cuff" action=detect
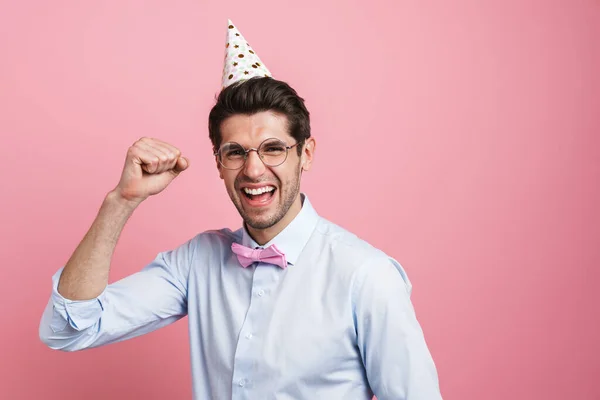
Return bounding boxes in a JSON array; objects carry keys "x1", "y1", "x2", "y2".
[{"x1": 50, "y1": 267, "x2": 106, "y2": 332}]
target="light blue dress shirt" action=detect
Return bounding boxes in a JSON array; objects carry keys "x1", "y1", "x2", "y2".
[{"x1": 39, "y1": 194, "x2": 442, "y2": 399}]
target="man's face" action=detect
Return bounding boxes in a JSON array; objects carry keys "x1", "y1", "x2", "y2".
[{"x1": 217, "y1": 111, "x2": 313, "y2": 230}]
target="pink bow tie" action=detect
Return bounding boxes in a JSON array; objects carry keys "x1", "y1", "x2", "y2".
[{"x1": 231, "y1": 242, "x2": 288, "y2": 269}]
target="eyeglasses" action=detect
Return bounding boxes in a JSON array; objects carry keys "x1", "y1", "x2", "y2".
[{"x1": 214, "y1": 138, "x2": 303, "y2": 170}]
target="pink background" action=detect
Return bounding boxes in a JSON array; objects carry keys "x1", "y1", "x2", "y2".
[{"x1": 1, "y1": 0, "x2": 599, "y2": 399}]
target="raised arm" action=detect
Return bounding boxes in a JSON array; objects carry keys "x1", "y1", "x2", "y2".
[
  {"x1": 57, "y1": 137, "x2": 189, "y2": 300},
  {"x1": 39, "y1": 137, "x2": 191, "y2": 351}
]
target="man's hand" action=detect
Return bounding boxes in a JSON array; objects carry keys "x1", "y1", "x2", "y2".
[{"x1": 113, "y1": 137, "x2": 190, "y2": 205}]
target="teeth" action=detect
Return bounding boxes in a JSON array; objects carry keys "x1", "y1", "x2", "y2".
[{"x1": 243, "y1": 186, "x2": 275, "y2": 195}]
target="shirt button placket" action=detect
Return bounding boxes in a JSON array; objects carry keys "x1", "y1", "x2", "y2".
[{"x1": 231, "y1": 262, "x2": 278, "y2": 398}]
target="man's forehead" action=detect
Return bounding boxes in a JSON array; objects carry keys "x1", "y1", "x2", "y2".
[{"x1": 220, "y1": 111, "x2": 293, "y2": 144}]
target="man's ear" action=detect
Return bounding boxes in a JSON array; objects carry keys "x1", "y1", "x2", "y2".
[
  {"x1": 301, "y1": 137, "x2": 316, "y2": 172},
  {"x1": 216, "y1": 157, "x2": 224, "y2": 179}
]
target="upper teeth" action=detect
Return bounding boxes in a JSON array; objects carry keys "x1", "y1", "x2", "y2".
[{"x1": 244, "y1": 186, "x2": 275, "y2": 195}]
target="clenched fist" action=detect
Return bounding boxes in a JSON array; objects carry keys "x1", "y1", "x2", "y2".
[{"x1": 113, "y1": 137, "x2": 189, "y2": 205}]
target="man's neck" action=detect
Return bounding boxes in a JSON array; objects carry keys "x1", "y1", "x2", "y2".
[{"x1": 247, "y1": 194, "x2": 303, "y2": 246}]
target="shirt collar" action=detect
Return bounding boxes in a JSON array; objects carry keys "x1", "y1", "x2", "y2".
[{"x1": 240, "y1": 193, "x2": 319, "y2": 266}]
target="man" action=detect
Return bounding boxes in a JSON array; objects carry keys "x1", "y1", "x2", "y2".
[{"x1": 39, "y1": 21, "x2": 442, "y2": 399}]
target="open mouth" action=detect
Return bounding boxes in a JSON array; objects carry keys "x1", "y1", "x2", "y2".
[{"x1": 241, "y1": 186, "x2": 276, "y2": 204}]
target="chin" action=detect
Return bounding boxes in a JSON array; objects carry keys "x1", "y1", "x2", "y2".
[
  {"x1": 242, "y1": 202, "x2": 282, "y2": 229},
  {"x1": 244, "y1": 216, "x2": 279, "y2": 230}
]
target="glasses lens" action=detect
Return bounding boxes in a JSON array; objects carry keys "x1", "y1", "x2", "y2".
[
  {"x1": 259, "y1": 139, "x2": 288, "y2": 166},
  {"x1": 219, "y1": 143, "x2": 245, "y2": 169}
]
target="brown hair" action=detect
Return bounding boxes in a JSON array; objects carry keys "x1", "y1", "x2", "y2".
[{"x1": 208, "y1": 77, "x2": 310, "y2": 156}]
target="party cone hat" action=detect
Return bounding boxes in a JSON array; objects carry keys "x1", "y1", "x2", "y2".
[{"x1": 221, "y1": 19, "x2": 272, "y2": 89}]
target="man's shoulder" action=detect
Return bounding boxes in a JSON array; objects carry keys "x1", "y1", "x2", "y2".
[
  {"x1": 164, "y1": 227, "x2": 240, "y2": 258},
  {"x1": 313, "y1": 217, "x2": 391, "y2": 266},
  {"x1": 159, "y1": 227, "x2": 241, "y2": 270},
  {"x1": 314, "y1": 217, "x2": 413, "y2": 293},
  {"x1": 187, "y1": 227, "x2": 241, "y2": 247}
]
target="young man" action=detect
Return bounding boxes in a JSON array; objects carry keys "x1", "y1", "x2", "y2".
[{"x1": 39, "y1": 21, "x2": 442, "y2": 399}]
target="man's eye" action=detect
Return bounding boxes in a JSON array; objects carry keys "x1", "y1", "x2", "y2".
[
  {"x1": 226, "y1": 149, "x2": 244, "y2": 157},
  {"x1": 264, "y1": 146, "x2": 285, "y2": 153}
]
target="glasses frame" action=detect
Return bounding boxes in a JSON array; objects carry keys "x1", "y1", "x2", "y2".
[{"x1": 214, "y1": 138, "x2": 303, "y2": 170}]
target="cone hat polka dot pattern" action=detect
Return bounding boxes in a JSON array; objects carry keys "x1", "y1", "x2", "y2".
[{"x1": 221, "y1": 19, "x2": 272, "y2": 89}]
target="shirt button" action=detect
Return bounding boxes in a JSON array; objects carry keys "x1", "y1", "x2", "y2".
[
  {"x1": 239, "y1": 379, "x2": 246, "y2": 387},
  {"x1": 258, "y1": 289, "x2": 265, "y2": 297},
  {"x1": 246, "y1": 333, "x2": 253, "y2": 339}
]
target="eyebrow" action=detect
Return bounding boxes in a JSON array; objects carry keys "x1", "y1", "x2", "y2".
[{"x1": 222, "y1": 138, "x2": 289, "y2": 148}]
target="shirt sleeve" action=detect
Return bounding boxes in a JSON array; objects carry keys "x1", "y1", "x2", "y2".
[
  {"x1": 39, "y1": 238, "x2": 194, "y2": 351},
  {"x1": 352, "y1": 255, "x2": 443, "y2": 400}
]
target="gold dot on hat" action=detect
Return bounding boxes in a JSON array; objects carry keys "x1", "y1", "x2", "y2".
[
  {"x1": 228, "y1": 74, "x2": 233, "y2": 79},
  {"x1": 233, "y1": 62, "x2": 238, "y2": 66},
  {"x1": 235, "y1": 33, "x2": 240, "y2": 36},
  {"x1": 249, "y1": 50, "x2": 254, "y2": 54},
  {"x1": 234, "y1": 45, "x2": 239, "y2": 48},
  {"x1": 229, "y1": 25, "x2": 234, "y2": 29},
  {"x1": 226, "y1": 43, "x2": 229, "y2": 48},
  {"x1": 252, "y1": 64, "x2": 257, "y2": 68},
  {"x1": 238, "y1": 54, "x2": 244, "y2": 58},
  {"x1": 244, "y1": 71, "x2": 249, "y2": 75}
]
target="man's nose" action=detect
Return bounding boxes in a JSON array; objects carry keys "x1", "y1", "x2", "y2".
[{"x1": 243, "y1": 150, "x2": 266, "y2": 178}]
